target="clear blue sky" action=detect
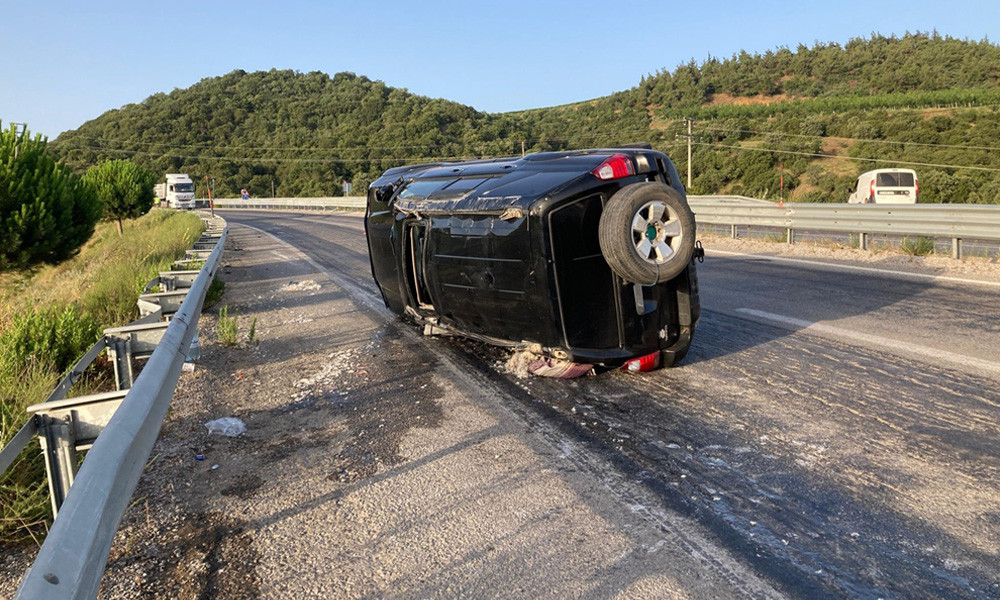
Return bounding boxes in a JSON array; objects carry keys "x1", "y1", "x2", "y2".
[{"x1": 1, "y1": 0, "x2": 996, "y2": 139}]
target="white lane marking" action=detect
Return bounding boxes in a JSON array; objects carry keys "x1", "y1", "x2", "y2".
[
  {"x1": 709, "y1": 249, "x2": 1000, "y2": 289},
  {"x1": 736, "y1": 308, "x2": 1000, "y2": 378}
]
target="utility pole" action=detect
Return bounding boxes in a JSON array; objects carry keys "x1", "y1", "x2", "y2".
[
  {"x1": 676, "y1": 118, "x2": 695, "y2": 189},
  {"x1": 685, "y1": 118, "x2": 694, "y2": 189},
  {"x1": 205, "y1": 175, "x2": 215, "y2": 218},
  {"x1": 10, "y1": 122, "x2": 26, "y2": 160}
]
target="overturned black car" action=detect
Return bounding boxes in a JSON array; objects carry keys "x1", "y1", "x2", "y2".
[{"x1": 364, "y1": 146, "x2": 701, "y2": 372}]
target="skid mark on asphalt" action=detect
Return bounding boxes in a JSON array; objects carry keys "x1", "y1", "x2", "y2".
[
  {"x1": 709, "y1": 249, "x2": 1000, "y2": 289},
  {"x1": 736, "y1": 307, "x2": 1000, "y2": 381},
  {"x1": 228, "y1": 218, "x2": 784, "y2": 600}
]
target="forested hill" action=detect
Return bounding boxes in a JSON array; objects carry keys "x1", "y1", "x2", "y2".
[
  {"x1": 52, "y1": 70, "x2": 519, "y2": 197},
  {"x1": 633, "y1": 33, "x2": 1000, "y2": 109},
  {"x1": 51, "y1": 33, "x2": 1000, "y2": 203}
]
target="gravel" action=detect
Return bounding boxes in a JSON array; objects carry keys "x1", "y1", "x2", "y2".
[{"x1": 0, "y1": 224, "x2": 785, "y2": 599}]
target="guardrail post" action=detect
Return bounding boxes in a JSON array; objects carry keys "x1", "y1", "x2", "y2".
[
  {"x1": 108, "y1": 337, "x2": 133, "y2": 390},
  {"x1": 860, "y1": 232, "x2": 870, "y2": 251},
  {"x1": 36, "y1": 415, "x2": 77, "y2": 516},
  {"x1": 952, "y1": 237, "x2": 962, "y2": 259},
  {"x1": 730, "y1": 224, "x2": 737, "y2": 239},
  {"x1": 786, "y1": 228, "x2": 794, "y2": 245}
]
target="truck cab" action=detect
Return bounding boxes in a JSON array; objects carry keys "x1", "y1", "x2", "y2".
[{"x1": 164, "y1": 174, "x2": 196, "y2": 210}]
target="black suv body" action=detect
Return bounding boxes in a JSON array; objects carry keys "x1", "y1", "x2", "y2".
[{"x1": 365, "y1": 147, "x2": 700, "y2": 370}]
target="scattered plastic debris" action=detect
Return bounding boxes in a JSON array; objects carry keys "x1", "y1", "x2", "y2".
[
  {"x1": 205, "y1": 417, "x2": 246, "y2": 437},
  {"x1": 280, "y1": 280, "x2": 321, "y2": 293},
  {"x1": 502, "y1": 349, "x2": 593, "y2": 378},
  {"x1": 528, "y1": 357, "x2": 594, "y2": 378},
  {"x1": 182, "y1": 362, "x2": 196, "y2": 373},
  {"x1": 195, "y1": 454, "x2": 205, "y2": 461},
  {"x1": 211, "y1": 464, "x2": 220, "y2": 470}
]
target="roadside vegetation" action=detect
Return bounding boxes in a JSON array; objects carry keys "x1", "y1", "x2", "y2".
[
  {"x1": 0, "y1": 123, "x2": 102, "y2": 271},
  {"x1": 0, "y1": 210, "x2": 203, "y2": 544},
  {"x1": 50, "y1": 33, "x2": 1000, "y2": 204},
  {"x1": 83, "y1": 159, "x2": 157, "y2": 236}
]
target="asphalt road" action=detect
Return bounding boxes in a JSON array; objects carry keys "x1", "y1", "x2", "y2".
[{"x1": 219, "y1": 209, "x2": 1000, "y2": 599}]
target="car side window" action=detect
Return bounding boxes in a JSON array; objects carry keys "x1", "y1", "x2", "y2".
[{"x1": 397, "y1": 179, "x2": 455, "y2": 200}]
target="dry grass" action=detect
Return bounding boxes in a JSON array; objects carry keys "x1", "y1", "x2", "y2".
[{"x1": 0, "y1": 209, "x2": 203, "y2": 545}]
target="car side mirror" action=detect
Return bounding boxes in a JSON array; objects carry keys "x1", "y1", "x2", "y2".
[{"x1": 375, "y1": 177, "x2": 404, "y2": 204}]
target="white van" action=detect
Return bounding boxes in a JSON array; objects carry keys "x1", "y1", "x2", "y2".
[{"x1": 847, "y1": 169, "x2": 919, "y2": 204}]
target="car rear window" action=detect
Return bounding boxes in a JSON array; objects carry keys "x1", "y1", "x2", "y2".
[{"x1": 876, "y1": 172, "x2": 915, "y2": 187}]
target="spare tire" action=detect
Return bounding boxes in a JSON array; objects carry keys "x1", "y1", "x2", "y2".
[{"x1": 598, "y1": 182, "x2": 695, "y2": 284}]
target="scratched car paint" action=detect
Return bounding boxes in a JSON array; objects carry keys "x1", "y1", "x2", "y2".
[{"x1": 364, "y1": 146, "x2": 702, "y2": 372}]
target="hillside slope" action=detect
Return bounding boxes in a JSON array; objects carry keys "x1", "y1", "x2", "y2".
[{"x1": 51, "y1": 33, "x2": 1000, "y2": 203}]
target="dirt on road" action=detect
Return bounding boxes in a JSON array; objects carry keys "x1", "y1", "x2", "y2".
[{"x1": 0, "y1": 224, "x2": 783, "y2": 599}]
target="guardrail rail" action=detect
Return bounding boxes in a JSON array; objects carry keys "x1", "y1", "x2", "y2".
[
  {"x1": 211, "y1": 196, "x2": 365, "y2": 210},
  {"x1": 208, "y1": 194, "x2": 1000, "y2": 259},
  {"x1": 4, "y1": 214, "x2": 227, "y2": 599},
  {"x1": 689, "y1": 200, "x2": 1000, "y2": 259}
]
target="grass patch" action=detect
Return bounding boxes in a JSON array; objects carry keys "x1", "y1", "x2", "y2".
[
  {"x1": 205, "y1": 277, "x2": 225, "y2": 308},
  {"x1": 216, "y1": 305, "x2": 239, "y2": 346},
  {"x1": 900, "y1": 236, "x2": 936, "y2": 256},
  {"x1": 0, "y1": 210, "x2": 203, "y2": 545}
]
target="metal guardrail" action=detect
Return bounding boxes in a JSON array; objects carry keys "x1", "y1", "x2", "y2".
[
  {"x1": 7, "y1": 217, "x2": 227, "y2": 599},
  {"x1": 211, "y1": 196, "x2": 366, "y2": 210},
  {"x1": 688, "y1": 194, "x2": 775, "y2": 204},
  {"x1": 690, "y1": 201, "x2": 1000, "y2": 259},
  {"x1": 206, "y1": 193, "x2": 1000, "y2": 259}
]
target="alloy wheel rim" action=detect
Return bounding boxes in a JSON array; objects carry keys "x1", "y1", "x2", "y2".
[{"x1": 631, "y1": 200, "x2": 683, "y2": 265}]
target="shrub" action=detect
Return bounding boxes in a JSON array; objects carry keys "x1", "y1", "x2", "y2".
[
  {"x1": 0, "y1": 123, "x2": 102, "y2": 271},
  {"x1": 217, "y1": 305, "x2": 238, "y2": 346},
  {"x1": 900, "y1": 236, "x2": 935, "y2": 256},
  {"x1": 83, "y1": 159, "x2": 156, "y2": 236},
  {"x1": 0, "y1": 305, "x2": 99, "y2": 375},
  {"x1": 0, "y1": 361, "x2": 57, "y2": 545}
]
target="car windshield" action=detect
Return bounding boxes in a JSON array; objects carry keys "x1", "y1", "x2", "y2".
[{"x1": 876, "y1": 172, "x2": 914, "y2": 187}]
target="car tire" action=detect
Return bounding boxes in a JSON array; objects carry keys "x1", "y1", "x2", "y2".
[{"x1": 598, "y1": 182, "x2": 695, "y2": 284}]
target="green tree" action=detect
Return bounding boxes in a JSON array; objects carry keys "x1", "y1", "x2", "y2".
[
  {"x1": 84, "y1": 159, "x2": 156, "y2": 235},
  {"x1": 0, "y1": 123, "x2": 101, "y2": 271}
]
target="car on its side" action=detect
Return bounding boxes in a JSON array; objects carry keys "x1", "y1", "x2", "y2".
[{"x1": 364, "y1": 145, "x2": 702, "y2": 372}]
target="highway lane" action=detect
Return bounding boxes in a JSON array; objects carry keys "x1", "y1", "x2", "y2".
[
  {"x1": 700, "y1": 253, "x2": 1000, "y2": 376},
  {"x1": 219, "y1": 210, "x2": 1000, "y2": 599}
]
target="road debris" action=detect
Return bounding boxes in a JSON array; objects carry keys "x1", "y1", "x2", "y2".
[
  {"x1": 280, "y1": 279, "x2": 321, "y2": 293},
  {"x1": 205, "y1": 417, "x2": 246, "y2": 437}
]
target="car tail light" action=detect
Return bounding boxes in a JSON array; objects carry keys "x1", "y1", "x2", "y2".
[
  {"x1": 622, "y1": 351, "x2": 661, "y2": 373},
  {"x1": 915, "y1": 178, "x2": 920, "y2": 199},
  {"x1": 591, "y1": 154, "x2": 635, "y2": 181}
]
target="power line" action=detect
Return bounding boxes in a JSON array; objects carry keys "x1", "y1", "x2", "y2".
[
  {"x1": 56, "y1": 126, "x2": 674, "y2": 155},
  {"x1": 697, "y1": 125, "x2": 1000, "y2": 152},
  {"x1": 63, "y1": 144, "x2": 484, "y2": 164},
  {"x1": 692, "y1": 141, "x2": 1000, "y2": 173}
]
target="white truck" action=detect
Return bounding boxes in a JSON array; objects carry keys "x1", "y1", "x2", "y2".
[
  {"x1": 847, "y1": 169, "x2": 919, "y2": 204},
  {"x1": 158, "y1": 174, "x2": 196, "y2": 210}
]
